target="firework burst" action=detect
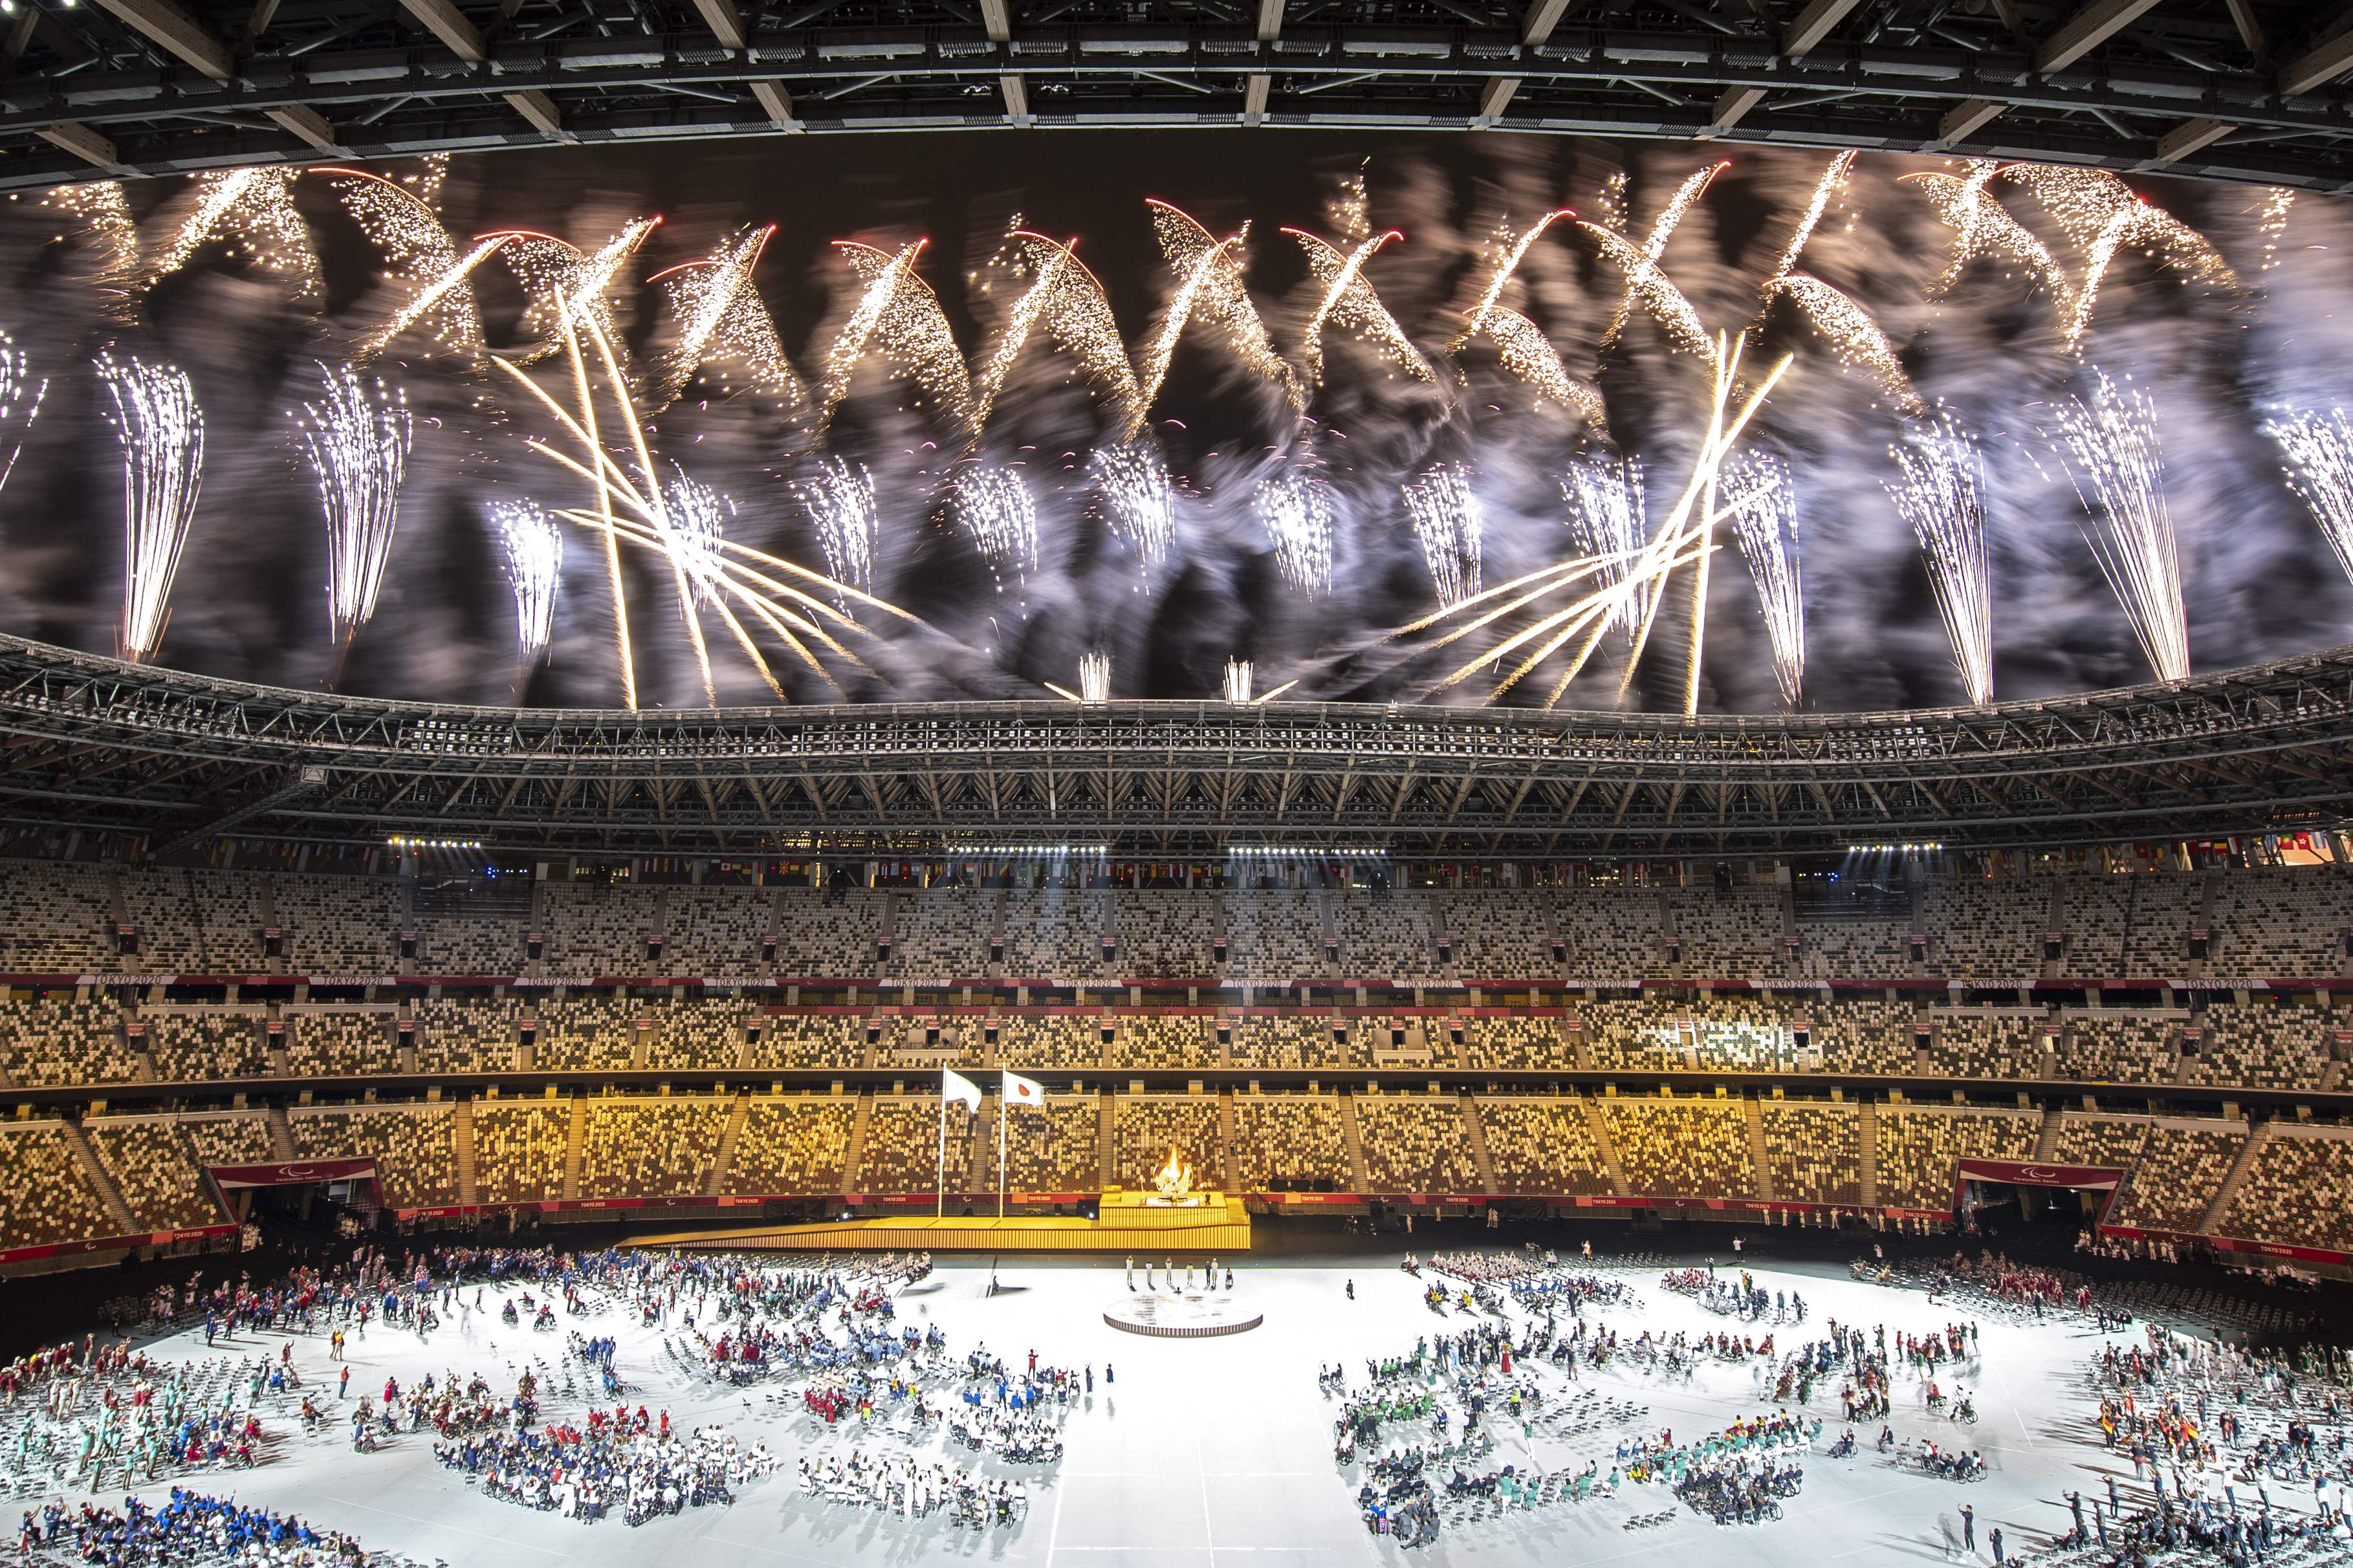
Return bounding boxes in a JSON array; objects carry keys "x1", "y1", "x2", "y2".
[
  {"x1": 1768, "y1": 151, "x2": 1855, "y2": 282},
  {"x1": 1722, "y1": 449, "x2": 1804, "y2": 708},
  {"x1": 662, "y1": 470, "x2": 732, "y2": 610},
  {"x1": 1254, "y1": 468, "x2": 1337, "y2": 593},
  {"x1": 1597, "y1": 162, "x2": 1726, "y2": 355},
  {"x1": 1579, "y1": 223, "x2": 1718, "y2": 367},
  {"x1": 495, "y1": 219, "x2": 661, "y2": 363},
  {"x1": 1139, "y1": 202, "x2": 1300, "y2": 409},
  {"x1": 953, "y1": 464, "x2": 1040, "y2": 589},
  {"x1": 1762, "y1": 274, "x2": 1925, "y2": 415},
  {"x1": 43, "y1": 182, "x2": 140, "y2": 310},
  {"x1": 2048, "y1": 371, "x2": 2188, "y2": 682},
  {"x1": 2001, "y1": 166, "x2": 2238, "y2": 353},
  {"x1": 1090, "y1": 442, "x2": 1177, "y2": 573},
  {"x1": 1562, "y1": 449, "x2": 1650, "y2": 646},
  {"x1": 650, "y1": 225, "x2": 809, "y2": 414},
  {"x1": 2265, "y1": 406, "x2": 2353, "y2": 592},
  {"x1": 1480, "y1": 309, "x2": 1607, "y2": 430},
  {"x1": 296, "y1": 363, "x2": 413, "y2": 647},
  {"x1": 1454, "y1": 208, "x2": 1575, "y2": 350},
  {"x1": 140, "y1": 168, "x2": 321, "y2": 303},
  {"x1": 794, "y1": 457, "x2": 879, "y2": 607},
  {"x1": 0, "y1": 334, "x2": 47, "y2": 497},
  {"x1": 324, "y1": 166, "x2": 488, "y2": 362},
  {"x1": 1887, "y1": 415, "x2": 1995, "y2": 706},
  {"x1": 94, "y1": 353, "x2": 205, "y2": 662},
  {"x1": 823, "y1": 241, "x2": 975, "y2": 435},
  {"x1": 1905, "y1": 161, "x2": 2074, "y2": 310},
  {"x1": 493, "y1": 500, "x2": 563, "y2": 664},
  {"x1": 1288, "y1": 228, "x2": 1437, "y2": 388},
  {"x1": 1403, "y1": 461, "x2": 1485, "y2": 608},
  {"x1": 972, "y1": 230, "x2": 1143, "y2": 437}
]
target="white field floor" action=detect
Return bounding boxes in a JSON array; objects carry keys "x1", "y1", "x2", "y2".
[{"x1": 17, "y1": 1252, "x2": 2350, "y2": 1568}]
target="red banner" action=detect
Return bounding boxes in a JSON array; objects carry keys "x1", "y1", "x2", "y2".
[
  {"x1": 1956, "y1": 1159, "x2": 2125, "y2": 1190},
  {"x1": 206, "y1": 1158, "x2": 378, "y2": 1190},
  {"x1": 0, "y1": 1225, "x2": 234, "y2": 1266}
]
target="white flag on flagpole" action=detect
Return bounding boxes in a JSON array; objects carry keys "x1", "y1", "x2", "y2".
[
  {"x1": 1002, "y1": 1070, "x2": 1045, "y2": 1107},
  {"x1": 943, "y1": 1068, "x2": 983, "y2": 1113}
]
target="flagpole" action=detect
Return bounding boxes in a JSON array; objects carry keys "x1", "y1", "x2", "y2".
[
  {"x1": 997, "y1": 1078, "x2": 1008, "y2": 1219},
  {"x1": 936, "y1": 1070, "x2": 948, "y2": 1219}
]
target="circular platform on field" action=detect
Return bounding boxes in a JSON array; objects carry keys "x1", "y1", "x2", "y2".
[{"x1": 1103, "y1": 1290, "x2": 1264, "y2": 1338}]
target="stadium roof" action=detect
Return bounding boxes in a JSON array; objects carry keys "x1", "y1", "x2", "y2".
[
  {"x1": 0, "y1": 633, "x2": 2348, "y2": 858},
  {"x1": 5, "y1": 0, "x2": 2353, "y2": 192}
]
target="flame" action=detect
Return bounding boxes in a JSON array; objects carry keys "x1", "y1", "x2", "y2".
[{"x1": 1152, "y1": 1146, "x2": 1195, "y2": 1197}]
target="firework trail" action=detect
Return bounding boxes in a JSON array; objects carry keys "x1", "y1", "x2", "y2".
[
  {"x1": 497, "y1": 314, "x2": 923, "y2": 706},
  {"x1": 94, "y1": 353, "x2": 204, "y2": 662},
  {"x1": 649, "y1": 225, "x2": 809, "y2": 414},
  {"x1": 1287, "y1": 228, "x2": 1437, "y2": 388},
  {"x1": 1887, "y1": 414, "x2": 1995, "y2": 706},
  {"x1": 323, "y1": 166, "x2": 489, "y2": 362},
  {"x1": 296, "y1": 363, "x2": 413, "y2": 648},
  {"x1": 495, "y1": 219, "x2": 661, "y2": 363},
  {"x1": 1078, "y1": 649, "x2": 1111, "y2": 702},
  {"x1": 1579, "y1": 223, "x2": 1718, "y2": 367},
  {"x1": 1328, "y1": 164, "x2": 1373, "y2": 245},
  {"x1": 1403, "y1": 461, "x2": 1485, "y2": 608},
  {"x1": 2000, "y1": 166, "x2": 2238, "y2": 352},
  {"x1": 140, "y1": 168, "x2": 321, "y2": 303},
  {"x1": 1090, "y1": 442, "x2": 1176, "y2": 572},
  {"x1": 1453, "y1": 208, "x2": 1575, "y2": 349},
  {"x1": 1767, "y1": 151, "x2": 1855, "y2": 283},
  {"x1": 493, "y1": 500, "x2": 563, "y2": 664},
  {"x1": 823, "y1": 241, "x2": 975, "y2": 435},
  {"x1": 973, "y1": 231, "x2": 1143, "y2": 437},
  {"x1": 1722, "y1": 449, "x2": 1804, "y2": 709},
  {"x1": 0, "y1": 334, "x2": 47, "y2": 497},
  {"x1": 43, "y1": 182, "x2": 140, "y2": 311},
  {"x1": 1253, "y1": 469, "x2": 1336, "y2": 593},
  {"x1": 2257, "y1": 188, "x2": 2297, "y2": 274},
  {"x1": 1562, "y1": 449, "x2": 1649, "y2": 645},
  {"x1": 1761, "y1": 274, "x2": 1925, "y2": 415},
  {"x1": 794, "y1": 456, "x2": 879, "y2": 607},
  {"x1": 1139, "y1": 202, "x2": 1301, "y2": 411},
  {"x1": 1482, "y1": 309, "x2": 1607, "y2": 430},
  {"x1": 1596, "y1": 161, "x2": 1726, "y2": 354},
  {"x1": 1222, "y1": 657, "x2": 1254, "y2": 703},
  {"x1": 953, "y1": 464, "x2": 1040, "y2": 590},
  {"x1": 662, "y1": 470, "x2": 732, "y2": 610},
  {"x1": 1905, "y1": 161, "x2": 2074, "y2": 310},
  {"x1": 2048, "y1": 371, "x2": 2189, "y2": 682},
  {"x1": 2265, "y1": 406, "x2": 2353, "y2": 592}
]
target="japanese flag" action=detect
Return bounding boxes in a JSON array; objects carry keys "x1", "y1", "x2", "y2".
[
  {"x1": 1002, "y1": 1070, "x2": 1045, "y2": 1108},
  {"x1": 943, "y1": 1068, "x2": 983, "y2": 1113}
]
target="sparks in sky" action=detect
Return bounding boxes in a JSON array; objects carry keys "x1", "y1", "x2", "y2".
[
  {"x1": 1254, "y1": 469, "x2": 1336, "y2": 594},
  {"x1": 1403, "y1": 461, "x2": 1485, "y2": 608},
  {"x1": 1887, "y1": 414, "x2": 1995, "y2": 706},
  {"x1": 324, "y1": 166, "x2": 490, "y2": 362},
  {"x1": 1722, "y1": 448, "x2": 1804, "y2": 709},
  {"x1": 2048, "y1": 371, "x2": 2189, "y2": 683},
  {"x1": 494, "y1": 499, "x2": 564, "y2": 664},
  {"x1": 650, "y1": 225, "x2": 809, "y2": 415},
  {"x1": 94, "y1": 353, "x2": 205, "y2": 663},
  {"x1": 296, "y1": 363, "x2": 414, "y2": 646},
  {"x1": 2266, "y1": 406, "x2": 2353, "y2": 595}
]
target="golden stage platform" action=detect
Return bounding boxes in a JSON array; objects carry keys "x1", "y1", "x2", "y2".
[{"x1": 628, "y1": 1189, "x2": 1251, "y2": 1256}]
